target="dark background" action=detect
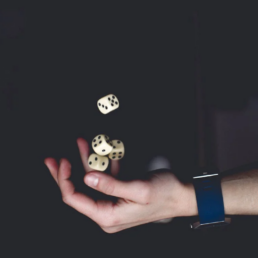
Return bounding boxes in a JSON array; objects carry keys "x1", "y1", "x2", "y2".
[{"x1": 1, "y1": 2, "x2": 257, "y2": 256}]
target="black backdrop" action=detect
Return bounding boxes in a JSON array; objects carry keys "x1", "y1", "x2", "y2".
[{"x1": 1, "y1": 2, "x2": 257, "y2": 257}]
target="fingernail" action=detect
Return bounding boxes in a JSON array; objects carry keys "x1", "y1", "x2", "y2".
[{"x1": 86, "y1": 174, "x2": 99, "y2": 187}]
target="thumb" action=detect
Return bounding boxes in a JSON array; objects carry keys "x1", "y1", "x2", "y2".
[{"x1": 84, "y1": 172, "x2": 150, "y2": 204}]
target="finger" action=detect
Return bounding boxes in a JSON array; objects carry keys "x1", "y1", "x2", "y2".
[
  {"x1": 110, "y1": 160, "x2": 120, "y2": 177},
  {"x1": 57, "y1": 158, "x2": 99, "y2": 220},
  {"x1": 84, "y1": 172, "x2": 150, "y2": 204},
  {"x1": 57, "y1": 158, "x2": 74, "y2": 196},
  {"x1": 44, "y1": 157, "x2": 59, "y2": 184},
  {"x1": 76, "y1": 138, "x2": 92, "y2": 173}
]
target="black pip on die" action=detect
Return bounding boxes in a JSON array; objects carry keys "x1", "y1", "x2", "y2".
[{"x1": 97, "y1": 94, "x2": 119, "y2": 114}]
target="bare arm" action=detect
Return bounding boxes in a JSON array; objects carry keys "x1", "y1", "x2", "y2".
[{"x1": 186, "y1": 169, "x2": 258, "y2": 216}]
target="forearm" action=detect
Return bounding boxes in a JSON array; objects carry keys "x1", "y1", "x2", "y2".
[
  {"x1": 184, "y1": 169, "x2": 258, "y2": 216},
  {"x1": 220, "y1": 169, "x2": 258, "y2": 215}
]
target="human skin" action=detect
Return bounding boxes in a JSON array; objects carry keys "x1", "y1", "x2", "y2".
[{"x1": 44, "y1": 138, "x2": 258, "y2": 233}]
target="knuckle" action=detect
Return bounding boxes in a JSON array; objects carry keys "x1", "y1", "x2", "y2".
[
  {"x1": 62, "y1": 195, "x2": 72, "y2": 205},
  {"x1": 102, "y1": 180, "x2": 115, "y2": 196},
  {"x1": 62, "y1": 196, "x2": 69, "y2": 204}
]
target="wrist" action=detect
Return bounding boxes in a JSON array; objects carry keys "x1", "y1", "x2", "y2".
[{"x1": 180, "y1": 183, "x2": 198, "y2": 217}]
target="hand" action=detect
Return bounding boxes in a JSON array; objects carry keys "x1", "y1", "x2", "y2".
[{"x1": 44, "y1": 138, "x2": 193, "y2": 233}]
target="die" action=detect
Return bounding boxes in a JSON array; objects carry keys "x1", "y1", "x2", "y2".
[
  {"x1": 88, "y1": 153, "x2": 109, "y2": 171},
  {"x1": 92, "y1": 134, "x2": 113, "y2": 156},
  {"x1": 97, "y1": 94, "x2": 119, "y2": 114},
  {"x1": 108, "y1": 140, "x2": 125, "y2": 160}
]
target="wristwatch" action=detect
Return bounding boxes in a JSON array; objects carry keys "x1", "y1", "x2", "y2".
[{"x1": 190, "y1": 167, "x2": 231, "y2": 230}]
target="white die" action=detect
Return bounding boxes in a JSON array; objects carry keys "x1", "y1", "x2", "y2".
[
  {"x1": 88, "y1": 153, "x2": 109, "y2": 171},
  {"x1": 97, "y1": 94, "x2": 119, "y2": 114},
  {"x1": 108, "y1": 140, "x2": 125, "y2": 160},
  {"x1": 92, "y1": 134, "x2": 113, "y2": 156}
]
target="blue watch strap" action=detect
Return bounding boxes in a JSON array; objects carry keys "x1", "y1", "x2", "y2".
[{"x1": 193, "y1": 173, "x2": 225, "y2": 225}]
